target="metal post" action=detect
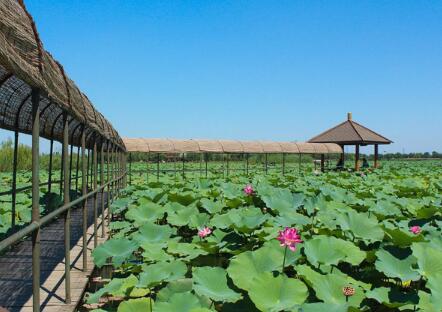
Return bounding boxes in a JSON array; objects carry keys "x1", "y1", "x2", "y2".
[
  {"x1": 157, "y1": 153, "x2": 160, "y2": 181},
  {"x1": 226, "y1": 154, "x2": 230, "y2": 177},
  {"x1": 129, "y1": 153, "x2": 132, "y2": 185},
  {"x1": 86, "y1": 148, "x2": 90, "y2": 191},
  {"x1": 282, "y1": 153, "x2": 286, "y2": 175},
  {"x1": 93, "y1": 141, "x2": 98, "y2": 248},
  {"x1": 320, "y1": 154, "x2": 325, "y2": 172},
  {"x1": 374, "y1": 144, "x2": 379, "y2": 168},
  {"x1": 146, "y1": 153, "x2": 149, "y2": 183},
  {"x1": 48, "y1": 139, "x2": 54, "y2": 194},
  {"x1": 205, "y1": 153, "x2": 208, "y2": 178},
  {"x1": 246, "y1": 153, "x2": 249, "y2": 175},
  {"x1": 299, "y1": 154, "x2": 302, "y2": 174},
  {"x1": 106, "y1": 143, "x2": 111, "y2": 226},
  {"x1": 199, "y1": 153, "x2": 203, "y2": 177},
  {"x1": 265, "y1": 153, "x2": 268, "y2": 174},
  {"x1": 31, "y1": 89, "x2": 40, "y2": 312},
  {"x1": 182, "y1": 154, "x2": 185, "y2": 179},
  {"x1": 75, "y1": 145, "x2": 80, "y2": 192},
  {"x1": 11, "y1": 130, "x2": 19, "y2": 230},
  {"x1": 101, "y1": 143, "x2": 105, "y2": 238},
  {"x1": 62, "y1": 113, "x2": 71, "y2": 304},
  {"x1": 81, "y1": 128, "x2": 88, "y2": 271},
  {"x1": 69, "y1": 142, "x2": 74, "y2": 189}
]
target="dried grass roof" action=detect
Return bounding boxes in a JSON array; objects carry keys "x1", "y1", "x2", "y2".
[
  {"x1": 0, "y1": 0, "x2": 123, "y2": 149},
  {"x1": 123, "y1": 138, "x2": 343, "y2": 154}
]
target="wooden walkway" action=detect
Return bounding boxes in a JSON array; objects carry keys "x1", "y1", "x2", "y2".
[{"x1": 0, "y1": 195, "x2": 109, "y2": 312}]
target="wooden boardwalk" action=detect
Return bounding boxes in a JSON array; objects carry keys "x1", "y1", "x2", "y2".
[{"x1": 0, "y1": 195, "x2": 109, "y2": 312}]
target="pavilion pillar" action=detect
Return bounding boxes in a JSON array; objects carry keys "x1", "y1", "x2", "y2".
[
  {"x1": 355, "y1": 144, "x2": 360, "y2": 171},
  {"x1": 374, "y1": 144, "x2": 379, "y2": 168}
]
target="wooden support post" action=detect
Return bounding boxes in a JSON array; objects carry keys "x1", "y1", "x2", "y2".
[
  {"x1": 69, "y1": 142, "x2": 74, "y2": 189},
  {"x1": 81, "y1": 129, "x2": 88, "y2": 271},
  {"x1": 93, "y1": 141, "x2": 98, "y2": 248},
  {"x1": 146, "y1": 153, "x2": 149, "y2": 183},
  {"x1": 320, "y1": 154, "x2": 325, "y2": 172},
  {"x1": 106, "y1": 143, "x2": 111, "y2": 226},
  {"x1": 11, "y1": 130, "x2": 19, "y2": 230},
  {"x1": 374, "y1": 144, "x2": 379, "y2": 168},
  {"x1": 282, "y1": 153, "x2": 286, "y2": 175},
  {"x1": 226, "y1": 154, "x2": 230, "y2": 177},
  {"x1": 62, "y1": 113, "x2": 71, "y2": 304},
  {"x1": 355, "y1": 144, "x2": 360, "y2": 171},
  {"x1": 31, "y1": 89, "x2": 40, "y2": 312}
]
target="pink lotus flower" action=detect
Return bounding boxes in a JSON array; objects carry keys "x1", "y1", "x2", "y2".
[
  {"x1": 277, "y1": 227, "x2": 303, "y2": 252},
  {"x1": 410, "y1": 226, "x2": 421, "y2": 235},
  {"x1": 198, "y1": 227, "x2": 212, "y2": 238},
  {"x1": 244, "y1": 185, "x2": 254, "y2": 196}
]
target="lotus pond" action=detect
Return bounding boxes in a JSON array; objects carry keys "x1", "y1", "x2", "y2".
[{"x1": 85, "y1": 161, "x2": 441, "y2": 311}]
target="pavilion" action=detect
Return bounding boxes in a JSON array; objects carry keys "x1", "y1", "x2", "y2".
[{"x1": 309, "y1": 113, "x2": 392, "y2": 170}]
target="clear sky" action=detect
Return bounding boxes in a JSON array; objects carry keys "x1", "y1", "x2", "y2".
[{"x1": 5, "y1": 1, "x2": 442, "y2": 153}]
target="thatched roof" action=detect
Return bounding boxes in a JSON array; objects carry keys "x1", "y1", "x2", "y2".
[
  {"x1": 309, "y1": 113, "x2": 392, "y2": 145},
  {"x1": 123, "y1": 138, "x2": 343, "y2": 154},
  {"x1": 0, "y1": 0, "x2": 123, "y2": 149}
]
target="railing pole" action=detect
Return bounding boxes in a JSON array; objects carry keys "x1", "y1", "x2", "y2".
[
  {"x1": 69, "y1": 142, "x2": 74, "y2": 190},
  {"x1": 81, "y1": 128, "x2": 88, "y2": 271},
  {"x1": 101, "y1": 143, "x2": 105, "y2": 238},
  {"x1": 48, "y1": 139, "x2": 54, "y2": 194},
  {"x1": 62, "y1": 112, "x2": 71, "y2": 304},
  {"x1": 93, "y1": 141, "x2": 98, "y2": 248},
  {"x1": 31, "y1": 89, "x2": 41, "y2": 312},
  {"x1": 11, "y1": 130, "x2": 19, "y2": 230},
  {"x1": 86, "y1": 148, "x2": 90, "y2": 191}
]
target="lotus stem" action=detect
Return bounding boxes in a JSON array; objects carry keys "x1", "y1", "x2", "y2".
[{"x1": 282, "y1": 246, "x2": 288, "y2": 273}]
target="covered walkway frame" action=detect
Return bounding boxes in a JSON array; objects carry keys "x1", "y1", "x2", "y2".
[
  {"x1": 123, "y1": 138, "x2": 343, "y2": 181},
  {"x1": 0, "y1": 1, "x2": 127, "y2": 311}
]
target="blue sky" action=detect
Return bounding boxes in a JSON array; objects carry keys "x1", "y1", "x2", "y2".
[{"x1": 4, "y1": 1, "x2": 442, "y2": 153}]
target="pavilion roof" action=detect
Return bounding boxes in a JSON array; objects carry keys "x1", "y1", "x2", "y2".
[{"x1": 309, "y1": 113, "x2": 392, "y2": 145}]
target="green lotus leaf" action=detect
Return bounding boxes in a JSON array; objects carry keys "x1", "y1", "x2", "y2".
[
  {"x1": 297, "y1": 265, "x2": 366, "y2": 306},
  {"x1": 231, "y1": 207, "x2": 268, "y2": 232},
  {"x1": 366, "y1": 287, "x2": 419, "y2": 308},
  {"x1": 154, "y1": 292, "x2": 207, "y2": 312},
  {"x1": 304, "y1": 235, "x2": 366, "y2": 267},
  {"x1": 138, "y1": 261, "x2": 187, "y2": 288},
  {"x1": 260, "y1": 187, "x2": 295, "y2": 214},
  {"x1": 87, "y1": 275, "x2": 138, "y2": 303},
  {"x1": 412, "y1": 243, "x2": 442, "y2": 278},
  {"x1": 135, "y1": 188, "x2": 164, "y2": 201},
  {"x1": 374, "y1": 249, "x2": 419, "y2": 282},
  {"x1": 210, "y1": 213, "x2": 234, "y2": 229},
  {"x1": 189, "y1": 212, "x2": 211, "y2": 229},
  {"x1": 125, "y1": 202, "x2": 165, "y2": 226},
  {"x1": 117, "y1": 298, "x2": 153, "y2": 312},
  {"x1": 192, "y1": 266, "x2": 242, "y2": 303},
  {"x1": 247, "y1": 272, "x2": 308, "y2": 312},
  {"x1": 131, "y1": 222, "x2": 174, "y2": 245},
  {"x1": 92, "y1": 238, "x2": 137, "y2": 268},
  {"x1": 227, "y1": 240, "x2": 301, "y2": 291},
  {"x1": 111, "y1": 198, "x2": 131, "y2": 213},
  {"x1": 296, "y1": 302, "x2": 348, "y2": 312},
  {"x1": 168, "y1": 191, "x2": 196, "y2": 205},
  {"x1": 140, "y1": 243, "x2": 173, "y2": 262},
  {"x1": 167, "y1": 206, "x2": 200, "y2": 227},
  {"x1": 167, "y1": 241, "x2": 208, "y2": 260},
  {"x1": 337, "y1": 210, "x2": 384, "y2": 243},
  {"x1": 200, "y1": 198, "x2": 224, "y2": 214}
]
